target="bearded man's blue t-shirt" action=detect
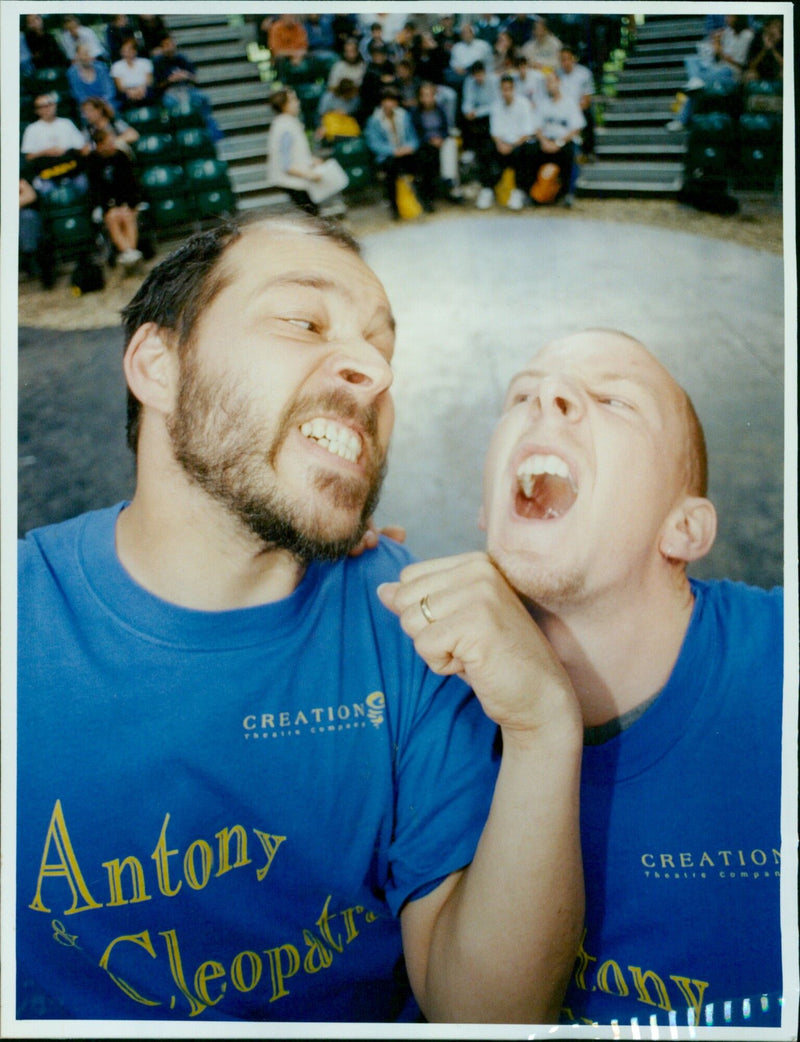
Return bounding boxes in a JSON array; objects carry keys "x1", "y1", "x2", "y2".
[{"x1": 17, "y1": 504, "x2": 500, "y2": 1022}]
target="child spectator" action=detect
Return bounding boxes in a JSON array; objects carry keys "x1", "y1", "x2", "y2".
[{"x1": 86, "y1": 127, "x2": 142, "y2": 268}]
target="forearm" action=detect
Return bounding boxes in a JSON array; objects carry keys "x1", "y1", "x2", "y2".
[{"x1": 414, "y1": 719, "x2": 583, "y2": 1023}]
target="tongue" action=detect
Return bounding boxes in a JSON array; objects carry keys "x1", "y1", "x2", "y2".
[{"x1": 516, "y1": 473, "x2": 577, "y2": 520}]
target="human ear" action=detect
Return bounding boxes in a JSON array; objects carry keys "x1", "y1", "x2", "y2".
[
  {"x1": 659, "y1": 496, "x2": 717, "y2": 563},
  {"x1": 123, "y1": 323, "x2": 179, "y2": 416}
]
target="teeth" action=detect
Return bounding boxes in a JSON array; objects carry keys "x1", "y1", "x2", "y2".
[
  {"x1": 517, "y1": 454, "x2": 573, "y2": 497},
  {"x1": 300, "y1": 419, "x2": 362, "y2": 463}
]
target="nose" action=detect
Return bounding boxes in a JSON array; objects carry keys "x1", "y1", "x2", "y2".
[
  {"x1": 536, "y1": 375, "x2": 584, "y2": 422},
  {"x1": 330, "y1": 339, "x2": 394, "y2": 399}
]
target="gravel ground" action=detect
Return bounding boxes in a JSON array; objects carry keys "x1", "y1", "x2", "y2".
[{"x1": 17, "y1": 191, "x2": 784, "y2": 332}]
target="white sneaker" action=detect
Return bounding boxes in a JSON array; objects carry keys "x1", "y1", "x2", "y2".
[
  {"x1": 507, "y1": 188, "x2": 525, "y2": 211},
  {"x1": 685, "y1": 76, "x2": 705, "y2": 91},
  {"x1": 119, "y1": 248, "x2": 143, "y2": 269},
  {"x1": 476, "y1": 187, "x2": 494, "y2": 210},
  {"x1": 666, "y1": 119, "x2": 685, "y2": 132},
  {"x1": 460, "y1": 149, "x2": 475, "y2": 164}
]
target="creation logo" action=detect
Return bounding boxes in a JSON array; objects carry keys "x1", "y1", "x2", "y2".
[
  {"x1": 640, "y1": 846, "x2": 781, "y2": 881},
  {"x1": 243, "y1": 692, "x2": 386, "y2": 741}
]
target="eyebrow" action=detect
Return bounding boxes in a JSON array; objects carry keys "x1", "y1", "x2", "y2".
[{"x1": 250, "y1": 272, "x2": 396, "y2": 334}]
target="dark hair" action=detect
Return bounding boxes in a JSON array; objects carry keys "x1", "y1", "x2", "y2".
[
  {"x1": 120, "y1": 214, "x2": 362, "y2": 453},
  {"x1": 469, "y1": 60, "x2": 485, "y2": 74},
  {"x1": 380, "y1": 86, "x2": 400, "y2": 102},
  {"x1": 500, "y1": 73, "x2": 515, "y2": 86},
  {"x1": 268, "y1": 88, "x2": 291, "y2": 114},
  {"x1": 83, "y1": 96, "x2": 115, "y2": 120}
]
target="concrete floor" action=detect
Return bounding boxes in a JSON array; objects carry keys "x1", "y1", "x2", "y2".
[{"x1": 18, "y1": 216, "x2": 787, "y2": 590}]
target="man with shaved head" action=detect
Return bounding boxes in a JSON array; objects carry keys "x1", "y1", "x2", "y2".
[
  {"x1": 383, "y1": 328, "x2": 785, "y2": 1029},
  {"x1": 16, "y1": 214, "x2": 584, "y2": 1025}
]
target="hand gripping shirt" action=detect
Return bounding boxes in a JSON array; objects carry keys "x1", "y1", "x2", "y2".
[
  {"x1": 561, "y1": 579, "x2": 785, "y2": 1030},
  {"x1": 17, "y1": 505, "x2": 500, "y2": 1022}
]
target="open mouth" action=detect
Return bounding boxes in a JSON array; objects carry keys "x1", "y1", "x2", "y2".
[
  {"x1": 515, "y1": 453, "x2": 577, "y2": 520},
  {"x1": 300, "y1": 417, "x2": 362, "y2": 464}
]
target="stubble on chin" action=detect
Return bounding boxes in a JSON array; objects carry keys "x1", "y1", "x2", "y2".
[{"x1": 489, "y1": 544, "x2": 586, "y2": 613}]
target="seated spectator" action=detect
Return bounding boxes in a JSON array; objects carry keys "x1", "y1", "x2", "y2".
[
  {"x1": 303, "y1": 14, "x2": 336, "y2": 55},
  {"x1": 20, "y1": 30, "x2": 36, "y2": 78},
  {"x1": 137, "y1": 14, "x2": 169, "y2": 58},
  {"x1": 410, "y1": 80, "x2": 457, "y2": 210},
  {"x1": 20, "y1": 93, "x2": 90, "y2": 196},
  {"x1": 86, "y1": 127, "x2": 142, "y2": 269},
  {"x1": 522, "y1": 16, "x2": 562, "y2": 73},
  {"x1": 68, "y1": 43, "x2": 117, "y2": 115},
  {"x1": 265, "y1": 14, "x2": 308, "y2": 63},
  {"x1": 502, "y1": 13, "x2": 535, "y2": 49},
  {"x1": 528, "y1": 71, "x2": 585, "y2": 206},
  {"x1": 23, "y1": 14, "x2": 69, "y2": 69},
  {"x1": 557, "y1": 44, "x2": 596, "y2": 160},
  {"x1": 265, "y1": 87, "x2": 324, "y2": 215},
  {"x1": 111, "y1": 37, "x2": 154, "y2": 110},
  {"x1": 358, "y1": 43, "x2": 396, "y2": 126},
  {"x1": 364, "y1": 86, "x2": 420, "y2": 219},
  {"x1": 19, "y1": 178, "x2": 54, "y2": 287},
  {"x1": 475, "y1": 74, "x2": 534, "y2": 211},
  {"x1": 394, "y1": 20, "x2": 423, "y2": 62},
  {"x1": 667, "y1": 15, "x2": 754, "y2": 129},
  {"x1": 433, "y1": 14, "x2": 459, "y2": 64},
  {"x1": 744, "y1": 16, "x2": 783, "y2": 83},
  {"x1": 473, "y1": 13, "x2": 503, "y2": 48},
  {"x1": 60, "y1": 15, "x2": 106, "y2": 63},
  {"x1": 491, "y1": 30, "x2": 517, "y2": 75},
  {"x1": 395, "y1": 58, "x2": 421, "y2": 110},
  {"x1": 359, "y1": 22, "x2": 387, "y2": 63},
  {"x1": 315, "y1": 78, "x2": 361, "y2": 142},
  {"x1": 447, "y1": 21, "x2": 492, "y2": 92},
  {"x1": 81, "y1": 97, "x2": 139, "y2": 153},
  {"x1": 414, "y1": 30, "x2": 449, "y2": 86},
  {"x1": 328, "y1": 36, "x2": 366, "y2": 91},
  {"x1": 461, "y1": 60, "x2": 496, "y2": 159},
  {"x1": 105, "y1": 15, "x2": 142, "y2": 64},
  {"x1": 152, "y1": 32, "x2": 222, "y2": 140},
  {"x1": 513, "y1": 53, "x2": 548, "y2": 110}
]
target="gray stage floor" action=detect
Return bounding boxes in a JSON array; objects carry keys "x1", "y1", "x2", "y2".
[{"x1": 18, "y1": 216, "x2": 787, "y2": 589}]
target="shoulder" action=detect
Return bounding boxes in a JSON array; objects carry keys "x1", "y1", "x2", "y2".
[
  {"x1": 691, "y1": 578, "x2": 783, "y2": 657},
  {"x1": 19, "y1": 506, "x2": 119, "y2": 578}
]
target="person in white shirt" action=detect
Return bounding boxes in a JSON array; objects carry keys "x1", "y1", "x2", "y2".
[
  {"x1": 529, "y1": 72, "x2": 585, "y2": 206},
  {"x1": 557, "y1": 45, "x2": 595, "y2": 160},
  {"x1": 448, "y1": 22, "x2": 493, "y2": 89},
  {"x1": 60, "y1": 15, "x2": 106, "y2": 62},
  {"x1": 266, "y1": 87, "x2": 325, "y2": 214},
  {"x1": 513, "y1": 54, "x2": 548, "y2": 110},
  {"x1": 521, "y1": 16, "x2": 562, "y2": 73},
  {"x1": 111, "y1": 37, "x2": 154, "y2": 109},
  {"x1": 476, "y1": 75, "x2": 535, "y2": 211},
  {"x1": 20, "y1": 93, "x2": 90, "y2": 196}
]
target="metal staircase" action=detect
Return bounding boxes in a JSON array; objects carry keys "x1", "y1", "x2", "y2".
[{"x1": 577, "y1": 15, "x2": 707, "y2": 196}]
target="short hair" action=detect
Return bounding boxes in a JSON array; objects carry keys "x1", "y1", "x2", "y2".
[
  {"x1": 469, "y1": 60, "x2": 485, "y2": 74},
  {"x1": 120, "y1": 214, "x2": 362, "y2": 453},
  {"x1": 267, "y1": 88, "x2": 291, "y2": 113},
  {"x1": 677, "y1": 389, "x2": 709, "y2": 498},
  {"x1": 500, "y1": 73, "x2": 515, "y2": 86},
  {"x1": 380, "y1": 86, "x2": 400, "y2": 102}
]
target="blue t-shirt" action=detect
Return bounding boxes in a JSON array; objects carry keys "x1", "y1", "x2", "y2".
[
  {"x1": 561, "y1": 579, "x2": 785, "y2": 1029},
  {"x1": 17, "y1": 505, "x2": 500, "y2": 1022}
]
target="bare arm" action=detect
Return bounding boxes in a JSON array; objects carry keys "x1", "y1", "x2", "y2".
[{"x1": 378, "y1": 552, "x2": 583, "y2": 1022}]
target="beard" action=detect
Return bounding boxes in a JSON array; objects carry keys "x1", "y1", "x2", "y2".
[
  {"x1": 166, "y1": 351, "x2": 387, "y2": 563},
  {"x1": 489, "y1": 545, "x2": 586, "y2": 613}
]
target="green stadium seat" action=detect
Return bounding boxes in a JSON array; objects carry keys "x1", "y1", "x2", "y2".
[
  {"x1": 34, "y1": 67, "x2": 69, "y2": 93},
  {"x1": 167, "y1": 96, "x2": 206, "y2": 131},
  {"x1": 294, "y1": 82, "x2": 325, "y2": 126},
  {"x1": 744, "y1": 79, "x2": 782, "y2": 113},
  {"x1": 148, "y1": 194, "x2": 197, "y2": 229},
  {"x1": 341, "y1": 162, "x2": 373, "y2": 193},
  {"x1": 175, "y1": 127, "x2": 216, "y2": 161},
  {"x1": 193, "y1": 186, "x2": 237, "y2": 218},
  {"x1": 184, "y1": 158, "x2": 231, "y2": 190},
  {"x1": 39, "y1": 182, "x2": 89, "y2": 217},
  {"x1": 693, "y1": 83, "x2": 741, "y2": 118},
  {"x1": 736, "y1": 113, "x2": 780, "y2": 189},
  {"x1": 125, "y1": 106, "x2": 170, "y2": 135},
  {"x1": 133, "y1": 132, "x2": 177, "y2": 166},
  {"x1": 275, "y1": 56, "x2": 318, "y2": 85},
  {"x1": 139, "y1": 164, "x2": 185, "y2": 199},
  {"x1": 333, "y1": 136, "x2": 372, "y2": 168}
]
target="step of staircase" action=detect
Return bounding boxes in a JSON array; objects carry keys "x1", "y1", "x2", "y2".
[
  {"x1": 577, "y1": 160, "x2": 684, "y2": 193},
  {"x1": 633, "y1": 17, "x2": 706, "y2": 41}
]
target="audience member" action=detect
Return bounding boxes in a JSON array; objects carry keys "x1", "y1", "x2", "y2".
[
  {"x1": 513, "y1": 53, "x2": 548, "y2": 110},
  {"x1": 473, "y1": 13, "x2": 503, "y2": 48},
  {"x1": 137, "y1": 14, "x2": 169, "y2": 58},
  {"x1": 18, "y1": 178, "x2": 54, "y2": 287},
  {"x1": 460, "y1": 60, "x2": 496, "y2": 160},
  {"x1": 744, "y1": 16, "x2": 783, "y2": 83},
  {"x1": 20, "y1": 31, "x2": 36, "y2": 78},
  {"x1": 23, "y1": 14, "x2": 69, "y2": 69},
  {"x1": 67, "y1": 43, "x2": 117, "y2": 115},
  {"x1": 667, "y1": 15, "x2": 754, "y2": 130},
  {"x1": 86, "y1": 127, "x2": 143, "y2": 269},
  {"x1": 557, "y1": 45, "x2": 596, "y2": 160},
  {"x1": 447, "y1": 21, "x2": 493, "y2": 92},
  {"x1": 315, "y1": 79, "x2": 362, "y2": 142},
  {"x1": 414, "y1": 30, "x2": 449, "y2": 86},
  {"x1": 328, "y1": 36, "x2": 366, "y2": 90},
  {"x1": 266, "y1": 14, "x2": 309, "y2": 62},
  {"x1": 475, "y1": 74, "x2": 534, "y2": 212},
  {"x1": 152, "y1": 32, "x2": 222, "y2": 140},
  {"x1": 364, "y1": 87, "x2": 420, "y2": 219},
  {"x1": 81, "y1": 97, "x2": 139, "y2": 152},
  {"x1": 266, "y1": 87, "x2": 324, "y2": 214},
  {"x1": 111, "y1": 37, "x2": 155, "y2": 110},
  {"x1": 395, "y1": 58, "x2": 421, "y2": 110},
  {"x1": 502, "y1": 13, "x2": 535, "y2": 49},
  {"x1": 59, "y1": 15, "x2": 106, "y2": 63},
  {"x1": 491, "y1": 30, "x2": 517, "y2": 75},
  {"x1": 359, "y1": 21, "x2": 388, "y2": 63},
  {"x1": 303, "y1": 14, "x2": 336, "y2": 55},
  {"x1": 358, "y1": 43, "x2": 397, "y2": 126},
  {"x1": 522, "y1": 16, "x2": 563, "y2": 73},
  {"x1": 20, "y1": 92, "x2": 90, "y2": 196},
  {"x1": 105, "y1": 15, "x2": 142, "y2": 64},
  {"x1": 410, "y1": 80, "x2": 452, "y2": 210},
  {"x1": 433, "y1": 15, "x2": 460, "y2": 65},
  {"x1": 528, "y1": 72, "x2": 585, "y2": 206}
]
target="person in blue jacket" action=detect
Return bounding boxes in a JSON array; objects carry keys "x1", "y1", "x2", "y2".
[
  {"x1": 16, "y1": 213, "x2": 584, "y2": 1025},
  {"x1": 393, "y1": 326, "x2": 787, "y2": 1031},
  {"x1": 364, "y1": 86, "x2": 420, "y2": 218}
]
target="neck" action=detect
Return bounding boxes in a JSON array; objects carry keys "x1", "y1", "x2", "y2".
[
  {"x1": 529, "y1": 574, "x2": 695, "y2": 728},
  {"x1": 116, "y1": 450, "x2": 306, "y2": 612}
]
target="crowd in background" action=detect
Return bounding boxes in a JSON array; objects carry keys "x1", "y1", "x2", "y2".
[{"x1": 19, "y1": 12, "x2": 783, "y2": 286}]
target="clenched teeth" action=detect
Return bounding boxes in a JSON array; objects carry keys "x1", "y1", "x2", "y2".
[
  {"x1": 300, "y1": 418, "x2": 362, "y2": 463},
  {"x1": 517, "y1": 454, "x2": 573, "y2": 498}
]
